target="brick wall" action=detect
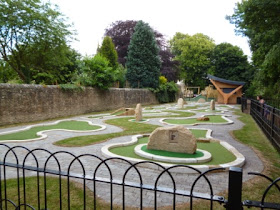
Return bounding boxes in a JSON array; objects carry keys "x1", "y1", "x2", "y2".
[{"x1": 0, "y1": 84, "x2": 158, "y2": 126}]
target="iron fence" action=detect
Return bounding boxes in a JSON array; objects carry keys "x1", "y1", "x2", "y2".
[
  {"x1": 241, "y1": 97, "x2": 280, "y2": 152},
  {"x1": 0, "y1": 144, "x2": 279, "y2": 209}
]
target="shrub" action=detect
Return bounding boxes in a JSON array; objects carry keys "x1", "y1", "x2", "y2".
[
  {"x1": 74, "y1": 54, "x2": 114, "y2": 90},
  {"x1": 152, "y1": 81, "x2": 178, "y2": 103},
  {"x1": 159, "y1": 76, "x2": 167, "y2": 85}
]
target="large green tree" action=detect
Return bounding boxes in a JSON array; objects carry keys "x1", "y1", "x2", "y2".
[
  {"x1": 125, "y1": 21, "x2": 161, "y2": 89},
  {"x1": 170, "y1": 33, "x2": 215, "y2": 87},
  {"x1": 105, "y1": 20, "x2": 178, "y2": 81},
  {"x1": 99, "y1": 36, "x2": 118, "y2": 69},
  {"x1": 227, "y1": 0, "x2": 280, "y2": 97},
  {"x1": 210, "y1": 43, "x2": 255, "y2": 91},
  {"x1": 0, "y1": 0, "x2": 74, "y2": 84}
]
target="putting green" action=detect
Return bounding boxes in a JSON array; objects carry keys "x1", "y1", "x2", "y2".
[
  {"x1": 163, "y1": 115, "x2": 228, "y2": 125},
  {"x1": 109, "y1": 137, "x2": 236, "y2": 165},
  {"x1": 0, "y1": 121, "x2": 102, "y2": 141},
  {"x1": 141, "y1": 145, "x2": 204, "y2": 158}
]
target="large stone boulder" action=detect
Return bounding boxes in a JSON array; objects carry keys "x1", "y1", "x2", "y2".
[
  {"x1": 210, "y1": 99, "x2": 215, "y2": 110},
  {"x1": 196, "y1": 116, "x2": 210, "y2": 121},
  {"x1": 197, "y1": 98, "x2": 206, "y2": 103},
  {"x1": 147, "y1": 125, "x2": 197, "y2": 154},
  {"x1": 135, "y1": 103, "x2": 142, "y2": 121},
  {"x1": 177, "y1": 98, "x2": 184, "y2": 109}
]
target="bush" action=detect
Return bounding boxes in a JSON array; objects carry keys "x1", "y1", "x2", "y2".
[
  {"x1": 59, "y1": 84, "x2": 84, "y2": 92},
  {"x1": 159, "y1": 76, "x2": 167, "y2": 84},
  {"x1": 152, "y1": 81, "x2": 178, "y2": 103},
  {"x1": 74, "y1": 54, "x2": 115, "y2": 90}
]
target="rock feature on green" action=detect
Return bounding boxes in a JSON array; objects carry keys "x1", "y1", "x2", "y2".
[
  {"x1": 125, "y1": 20, "x2": 161, "y2": 89},
  {"x1": 147, "y1": 125, "x2": 197, "y2": 154}
]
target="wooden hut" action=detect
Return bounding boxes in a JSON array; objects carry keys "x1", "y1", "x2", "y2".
[{"x1": 207, "y1": 74, "x2": 245, "y2": 104}]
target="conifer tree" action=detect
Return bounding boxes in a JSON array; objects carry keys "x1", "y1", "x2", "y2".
[
  {"x1": 99, "y1": 36, "x2": 118, "y2": 69},
  {"x1": 125, "y1": 21, "x2": 161, "y2": 89}
]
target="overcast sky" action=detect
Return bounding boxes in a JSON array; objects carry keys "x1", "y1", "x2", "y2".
[{"x1": 48, "y1": 0, "x2": 251, "y2": 59}]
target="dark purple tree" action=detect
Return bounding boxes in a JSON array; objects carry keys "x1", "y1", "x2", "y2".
[{"x1": 104, "y1": 20, "x2": 178, "y2": 81}]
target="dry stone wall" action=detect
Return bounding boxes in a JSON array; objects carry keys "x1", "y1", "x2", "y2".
[{"x1": 0, "y1": 84, "x2": 158, "y2": 126}]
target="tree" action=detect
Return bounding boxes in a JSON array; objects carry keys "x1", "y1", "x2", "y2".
[
  {"x1": 227, "y1": 0, "x2": 280, "y2": 98},
  {"x1": 105, "y1": 20, "x2": 177, "y2": 81},
  {"x1": 98, "y1": 36, "x2": 118, "y2": 69},
  {"x1": 210, "y1": 43, "x2": 255, "y2": 88},
  {"x1": 74, "y1": 54, "x2": 114, "y2": 90},
  {"x1": 125, "y1": 21, "x2": 161, "y2": 89},
  {"x1": 170, "y1": 33, "x2": 215, "y2": 87},
  {"x1": 0, "y1": 0, "x2": 74, "y2": 84}
]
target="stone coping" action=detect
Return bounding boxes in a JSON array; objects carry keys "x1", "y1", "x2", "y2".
[
  {"x1": 101, "y1": 134, "x2": 245, "y2": 173},
  {"x1": 159, "y1": 114, "x2": 234, "y2": 126},
  {"x1": 134, "y1": 144, "x2": 211, "y2": 163},
  {"x1": 0, "y1": 119, "x2": 106, "y2": 143}
]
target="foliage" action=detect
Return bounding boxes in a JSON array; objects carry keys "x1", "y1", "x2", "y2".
[
  {"x1": 170, "y1": 33, "x2": 215, "y2": 88},
  {"x1": 98, "y1": 36, "x2": 118, "y2": 69},
  {"x1": 159, "y1": 48, "x2": 179, "y2": 81},
  {"x1": 105, "y1": 20, "x2": 177, "y2": 81},
  {"x1": 210, "y1": 42, "x2": 255, "y2": 93},
  {"x1": 125, "y1": 21, "x2": 161, "y2": 89},
  {"x1": 113, "y1": 64, "x2": 126, "y2": 88},
  {"x1": 227, "y1": 0, "x2": 280, "y2": 99},
  {"x1": 152, "y1": 81, "x2": 178, "y2": 103},
  {"x1": 0, "y1": 0, "x2": 75, "y2": 84},
  {"x1": 0, "y1": 59, "x2": 18, "y2": 83},
  {"x1": 159, "y1": 76, "x2": 167, "y2": 85},
  {"x1": 59, "y1": 84, "x2": 84, "y2": 92},
  {"x1": 74, "y1": 54, "x2": 114, "y2": 90}
]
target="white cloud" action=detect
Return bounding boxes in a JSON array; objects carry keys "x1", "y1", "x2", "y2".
[{"x1": 49, "y1": 0, "x2": 251, "y2": 58}]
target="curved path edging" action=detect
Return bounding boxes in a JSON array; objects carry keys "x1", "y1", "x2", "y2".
[
  {"x1": 0, "y1": 119, "x2": 106, "y2": 143},
  {"x1": 101, "y1": 134, "x2": 245, "y2": 173}
]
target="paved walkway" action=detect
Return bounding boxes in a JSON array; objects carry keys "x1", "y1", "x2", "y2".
[{"x1": 0, "y1": 103, "x2": 264, "y2": 208}]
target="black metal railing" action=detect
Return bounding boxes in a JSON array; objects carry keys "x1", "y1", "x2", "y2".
[
  {"x1": 0, "y1": 144, "x2": 279, "y2": 209},
  {"x1": 241, "y1": 97, "x2": 280, "y2": 152}
]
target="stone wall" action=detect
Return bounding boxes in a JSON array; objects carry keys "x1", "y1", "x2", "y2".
[{"x1": 0, "y1": 84, "x2": 158, "y2": 126}]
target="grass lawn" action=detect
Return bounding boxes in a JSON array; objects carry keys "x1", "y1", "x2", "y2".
[
  {"x1": 109, "y1": 137, "x2": 236, "y2": 165},
  {"x1": 0, "y1": 121, "x2": 102, "y2": 141},
  {"x1": 1, "y1": 176, "x2": 113, "y2": 210},
  {"x1": 170, "y1": 109, "x2": 280, "y2": 210},
  {"x1": 54, "y1": 111, "x2": 195, "y2": 147},
  {"x1": 163, "y1": 115, "x2": 228, "y2": 125}
]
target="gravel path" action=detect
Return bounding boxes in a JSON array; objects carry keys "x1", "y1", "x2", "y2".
[{"x1": 0, "y1": 104, "x2": 264, "y2": 208}]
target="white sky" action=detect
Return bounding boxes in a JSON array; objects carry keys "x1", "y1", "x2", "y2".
[{"x1": 48, "y1": 0, "x2": 251, "y2": 59}]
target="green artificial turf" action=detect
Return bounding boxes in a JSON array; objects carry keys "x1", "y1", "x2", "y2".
[
  {"x1": 55, "y1": 111, "x2": 195, "y2": 147},
  {"x1": 141, "y1": 145, "x2": 204, "y2": 158},
  {"x1": 0, "y1": 121, "x2": 101, "y2": 140},
  {"x1": 163, "y1": 115, "x2": 228, "y2": 125},
  {"x1": 109, "y1": 137, "x2": 236, "y2": 165}
]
